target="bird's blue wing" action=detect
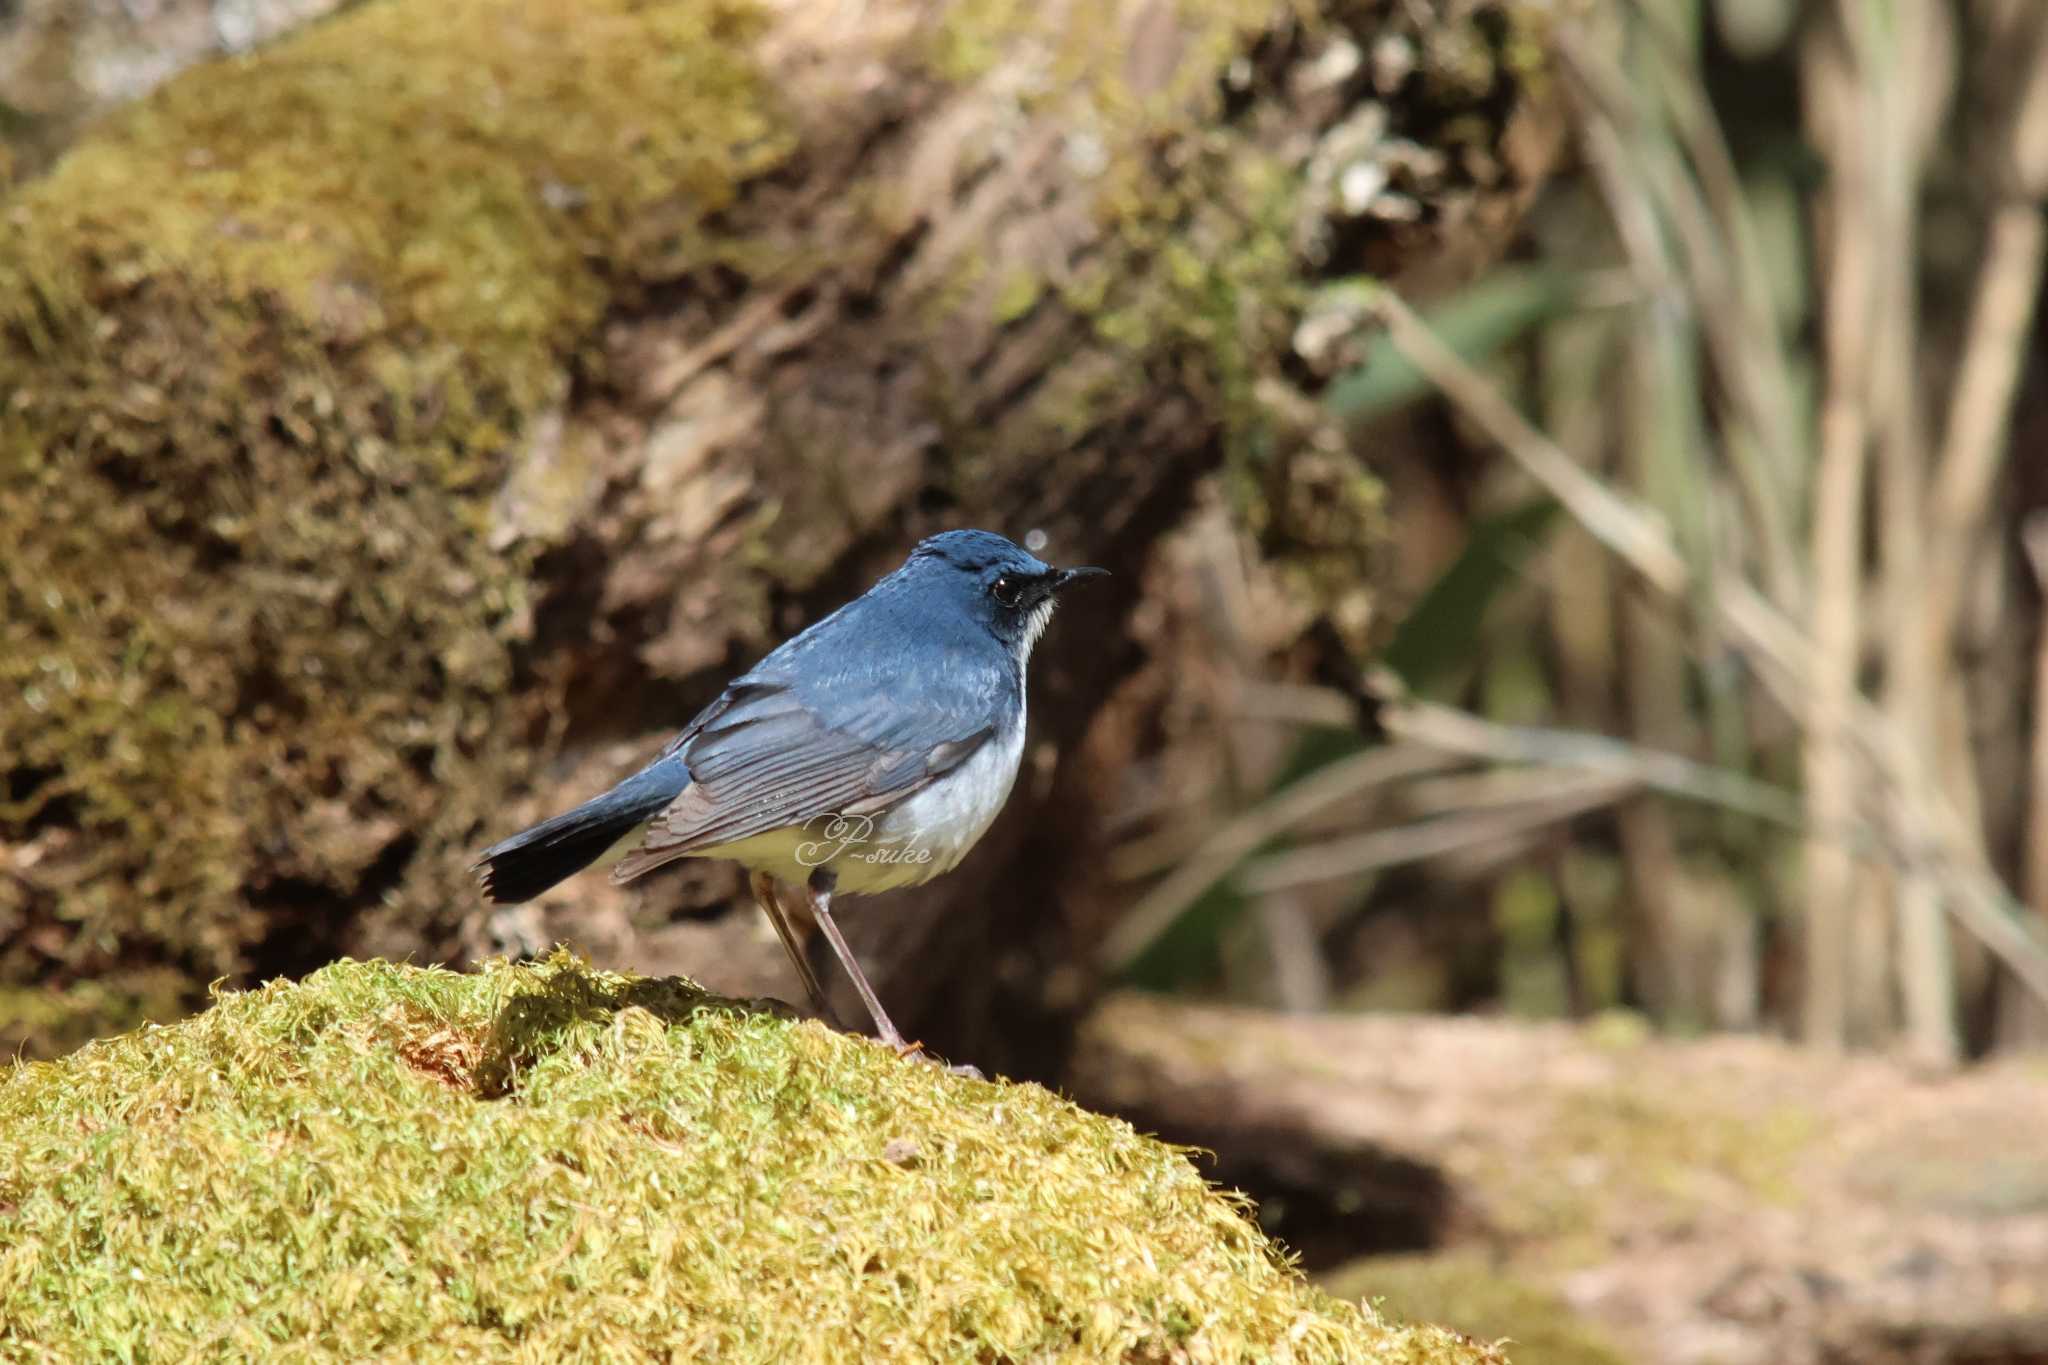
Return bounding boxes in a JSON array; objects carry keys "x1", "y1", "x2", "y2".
[{"x1": 611, "y1": 617, "x2": 1012, "y2": 881}]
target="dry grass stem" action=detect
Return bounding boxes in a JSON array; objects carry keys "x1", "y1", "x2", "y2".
[{"x1": 1365, "y1": 288, "x2": 2048, "y2": 1013}]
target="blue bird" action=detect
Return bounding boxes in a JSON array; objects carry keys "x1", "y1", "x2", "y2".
[{"x1": 473, "y1": 529, "x2": 1106, "y2": 1060}]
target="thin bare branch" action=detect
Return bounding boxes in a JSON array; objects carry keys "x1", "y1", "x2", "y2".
[
  {"x1": 1098, "y1": 743, "x2": 1462, "y2": 970},
  {"x1": 1922, "y1": 10, "x2": 2048, "y2": 665},
  {"x1": 1800, "y1": 8, "x2": 1882, "y2": 1049},
  {"x1": 1240, "y1": 775, "x2": 1630, "y2": 895},
  {"x1": 1371, "y1": 672, "x2": 1807, "y2": 831},
  {"x1": 1367, "y1": 288, "x2": 1689, "y2": 595}
]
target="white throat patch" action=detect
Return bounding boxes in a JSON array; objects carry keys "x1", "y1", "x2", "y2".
[{"x1": 1019, "y1": 597, "x2": 1056, "y2": 658}]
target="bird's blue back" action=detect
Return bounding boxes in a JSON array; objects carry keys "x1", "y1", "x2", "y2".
[
  {"x1": 682, "y1": 531, "x2": 1047, "y2": 756},
  {"x1": 743, "y1": 560, "x2": 1020, "y2": 747}
]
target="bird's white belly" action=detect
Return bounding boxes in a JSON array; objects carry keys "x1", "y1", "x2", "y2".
[{"x1": 701, "y1": 723, "x2": 1026, "y2": 894}]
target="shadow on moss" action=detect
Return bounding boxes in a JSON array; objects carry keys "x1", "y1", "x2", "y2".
[{"x1": 472, "y1": 958, "x2": 794, "y2": 1099}]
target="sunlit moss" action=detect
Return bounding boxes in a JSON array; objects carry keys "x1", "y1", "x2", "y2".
[
  {"x1": 0, "y1": 953, "x2": 1498, "y2": 1363},
  {"x1": 1470, "y1": 1039, "x2": 1819, "y2": 1264},
  {"x1": 0, "y1": 970, "x2": 193, "y2": 1062},
  {"x1": 910, "y1": 0, "x2": 1303, "y2": 462},
  {"x1": 1324, "y1": 1253, "x2": 1629, "y2": 1365}
]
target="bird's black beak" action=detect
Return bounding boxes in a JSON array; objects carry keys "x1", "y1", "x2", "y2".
[{"x1": 1051, "y1": 565, "x2": 1109, "y2": 593}]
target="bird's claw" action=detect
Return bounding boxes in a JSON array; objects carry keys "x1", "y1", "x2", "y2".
[{"x1": 888, "y1": 1037, "x2": 983, "y2": 1080}]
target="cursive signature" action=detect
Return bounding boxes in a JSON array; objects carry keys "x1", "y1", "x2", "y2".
[{"x1": 795, "y1": 813, "x2": 935, "y2": 869}]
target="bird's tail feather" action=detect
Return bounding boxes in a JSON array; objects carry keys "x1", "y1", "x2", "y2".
[{"x1": 472, "y1": 754, "x2": 690, "y2": 904}]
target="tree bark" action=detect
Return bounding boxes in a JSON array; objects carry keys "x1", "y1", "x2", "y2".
[{"x1": 0, "y1": 0, "x2": 1563, "y2": 1067}]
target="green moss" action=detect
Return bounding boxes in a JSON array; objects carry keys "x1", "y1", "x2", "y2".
[
  {"x1": 927, "y1": 0, "x2": 1032, "y2": 83},
  {"x1": 910, "y1": 0, "x2": 1303, "y2": 464},
  {"x1": 0, "y1": 970, "x2": 194, "y2": 1062},
  {"x1": 1075, "y1": 135, "x2": 1300, "y2": 445},
  {"x1": 1477, "y1": 1068, "x2": 1818, "y2": 1262},
  {"x1": 0, "y1": 0, "x2": 790, "y2": 994},
  {"x1": 992, "y1": 268, "x2": 1046, "y2": 324},
  {"x1": 1323, "y1": 1253, "x2": 1629, "y2": 1365},
  {"x1": 0, "y1": 953, "x2": 1497, "y2": 1363}
]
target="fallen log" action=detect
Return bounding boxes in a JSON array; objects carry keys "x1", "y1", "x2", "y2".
[{"x1": 1068, "y1": 994, "x2": 2048, "y2": 1365}]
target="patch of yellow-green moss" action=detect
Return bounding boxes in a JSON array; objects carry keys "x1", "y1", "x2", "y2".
[
  {"x1": 1476, "y1": 1046, "x2": 1820, "y2": 1263},
  {"x1": 913, "y1": 0, "x2": 1303, "y2": 451},
  {"x1": 0, "y1": 953, "x2": 1499, "y2": 1363},
  {"x1": 0, "y1": 0, "x2": 789, "y2": 999},
  {"x1": 1323, "y1": 1253, "x2": 1630, "y2": 1365},
  {"x1": 0, "y1": 969, "x2": 194, "y2": 1062}
]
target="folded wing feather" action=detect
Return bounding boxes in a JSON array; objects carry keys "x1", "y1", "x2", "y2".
[{"x1": 610, "y1": 679, "x2": 995, "y2": 884}]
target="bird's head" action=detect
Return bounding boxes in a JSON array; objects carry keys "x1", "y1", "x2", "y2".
[{"x1": 903, "y1": 529, "x2": 1107, "y2": 658}]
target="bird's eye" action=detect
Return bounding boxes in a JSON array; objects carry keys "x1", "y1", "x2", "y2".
[{"x1": 990, "y1": 575, "x2": 1023, "y2": 608}]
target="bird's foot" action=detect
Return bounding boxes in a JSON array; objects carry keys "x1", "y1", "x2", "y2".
[{"x1": 887, "y1": 1036, "x2": 983, "y2": 1080}]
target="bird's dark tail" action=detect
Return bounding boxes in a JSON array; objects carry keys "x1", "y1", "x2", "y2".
[{"x1": 472, "y1": 753, "x2": 691, "y2": 904}]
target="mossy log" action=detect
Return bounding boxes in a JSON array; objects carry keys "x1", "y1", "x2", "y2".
[
  {"x1": 0, "y1": 953, "x2": 1503, "y2": 1363},
  {"x1": 1067, "y1": 996, "x2": 2048, "y2": 1365},
  {"x1": 0, "y1": 0, "x2": 346, "y2": 179},
  {"x1": 0, "y1": 0, "x2": 1564, "y2": 1063}
]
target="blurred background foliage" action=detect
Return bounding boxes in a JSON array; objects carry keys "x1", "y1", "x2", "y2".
[{"x1": 1103, "y1": 0, "x2": 2048, "y2": 1070}]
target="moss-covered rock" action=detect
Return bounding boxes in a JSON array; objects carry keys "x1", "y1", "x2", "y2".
[
  {"x1": 0, "y1": 952, "x2": 1496, "y2": 1362},
  {"x1": 1323, "y1": 1254, "x2": 1628, "y2": 1365}
]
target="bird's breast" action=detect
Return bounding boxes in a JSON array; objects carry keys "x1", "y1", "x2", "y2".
[
  {"x1": 811, "y1": 720, "x2": 1021, "y2": 893},
  {"x1": 691, "y1": 719, "x2": 1027, "y2": 895}
]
